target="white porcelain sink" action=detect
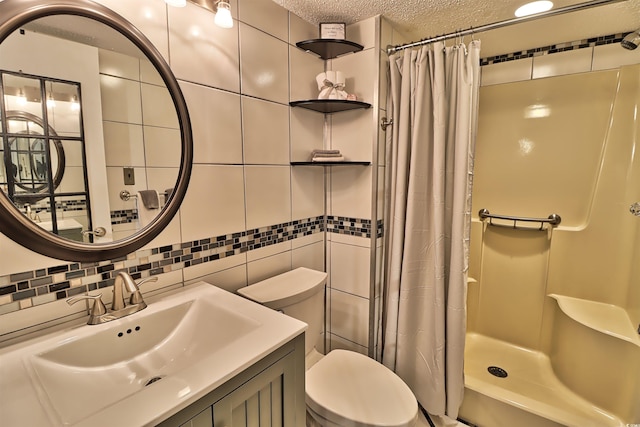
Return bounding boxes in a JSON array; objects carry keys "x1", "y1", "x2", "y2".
[{"x1": 0, "y1": 283, "x2": 306, "y2": 427}]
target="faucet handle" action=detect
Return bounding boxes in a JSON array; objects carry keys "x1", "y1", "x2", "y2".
[
  {"x1": 135, "y1": 276, "x2": 158, "y2": 288},
  {"x1": 67, "y1": 293, "x2": 107, "y2": 317},
  {"x1": 129, "y1": 276, "x2": 158, "y2": 305}
]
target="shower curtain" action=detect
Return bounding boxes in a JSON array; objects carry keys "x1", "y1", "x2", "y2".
[{"x1": 381, "y1": 40, "x2": 480, "y2": 419}]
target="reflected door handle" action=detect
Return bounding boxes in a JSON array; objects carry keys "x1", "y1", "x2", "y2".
[
  {"x1": 82, "y1": 227, "x2": 107, "y2": 237},
  {"x1": 630, "y1": 202, "x2": 640, "y2": 217}
]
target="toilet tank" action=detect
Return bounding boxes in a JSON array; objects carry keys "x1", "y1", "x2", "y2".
[{"x1": 237, "y1": 267, "x2": 327, "y2": 356}]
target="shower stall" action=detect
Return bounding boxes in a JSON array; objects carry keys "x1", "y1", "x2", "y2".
[{"x1": 460, "y1": 64, "x2": 640, "y2": 426}]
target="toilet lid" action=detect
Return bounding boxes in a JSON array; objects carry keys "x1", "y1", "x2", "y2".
[{"x1": 306, "y1": 350, "x2": 418, "y2": 427}]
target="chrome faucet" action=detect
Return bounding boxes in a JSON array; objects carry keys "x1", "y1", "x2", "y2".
[{"x1": 67, "y1": 272, "x2": 158, "y2": 325}]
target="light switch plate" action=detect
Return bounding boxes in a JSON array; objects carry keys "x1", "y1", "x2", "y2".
[{"x1": 123, "y1": 167, "x2": 135, "y2": 185}]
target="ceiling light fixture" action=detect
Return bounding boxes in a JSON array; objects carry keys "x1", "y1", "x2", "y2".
[
  {"x1": 165, "y1": 0, "x2": 187, "y2": 7},
  {"x1": 515, "y1": 1, "x2": 553, "y2": 17},
  {"x1": 214, "y1": 0, "x2": 233, "y2": 29}
]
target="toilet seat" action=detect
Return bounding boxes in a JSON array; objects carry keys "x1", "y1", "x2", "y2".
[{"x1": 305, "y1": 350, "x2": 418, "y2": 427}]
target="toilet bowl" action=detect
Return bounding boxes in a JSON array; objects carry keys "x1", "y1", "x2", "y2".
[{"x1": 238, "y1": 267, "x2": 418, "y2": 427}]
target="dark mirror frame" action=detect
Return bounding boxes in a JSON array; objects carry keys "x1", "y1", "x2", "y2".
[{"x1": 0, "y1": 0, "x2": 193, "y2": 262}]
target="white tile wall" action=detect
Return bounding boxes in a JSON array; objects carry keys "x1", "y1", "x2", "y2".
[
  {"x1": 143, "y1": 126, "x2": 181, "y2": 168},
  {"x1": 240, "y1": 23, "x2": 289, "y2": 104},
  {"x1": 331, "y1": 109, "x2": 374, "y2": 162},
  {"x1": 180, "y1": 165, "x2": 246, "y2": 241},
  {"x1": 481, "y1": 58, "x2": 533, "y2": 86},
  {"x1": 592, "y1": 43, "x2": 640, "y2": 71},
  {"x1": 330, "y1": 242, "x2": 371, "y2": 298},
  {"x1": 289, "y1": 13, "x2": 317, "y2": 44},
  {"x1": 290, "y1": 108, "x2": 324, "y2": 162},
  {"x1": 330, "y1": 288, "x2": 369, "y2": 347},
  {"x1": 179, "y1": 81, "x2": 243, "y2": 164},
  {"x1": 331, "y1": 47, "x2": 376, "y2": 104},
  {"x1": 103, "y1": 122, "x2": 145, "y2": 167},
  {"x1": 291, "y1": 167, "x2": 324, "y2": 219},
  {"x1": 242, "y1": 97, "x2": 289, "y2": 165},
  {"x1": 184, "y1": 256, "x2": 248, "y2": 293},
  {"x1": 289, "y1": 46, "x2": 324, "y2": 102},
  {"x1": 532, "y1": 47, "x2": 593, "y2": 79},
  {"x1": 244, "y1": 166, "x2": 291, "y2": 229},
  {"x1": 99, "y1": 0, "x2": 170, "y2": 60},
  {"x1": 482, "y1": 43, "x2": 640, "y2": 88},
  {"x1": 330, "y1": 166, "x2": 373, "y2": 219},
  {"x1": 100, "y1": 75, "x2": 142, "y2": 124},
  {"x1": 247, "y1": 250, "x2": 292, "y2": 285},
  {"x1": 98, "y1": 50, "x2": 139, "y2": 80},
  {"x1": 238, "y1": 0, "x2": 289, "y2": 42},
  {"x1": 168, "y1": 1, "x2": 240, "y2": 92},
  {"x1": 345, "y1": 17, "x2": 377, "y2": 51},
  {"x1": 141, "y1": 83, "x2": 179, "y2": 129},
  {"x1": 187, "y1": 264, "x2": 248, "y2": 294},
  {"x1": 292, "y1": 240, "x2": 324, "y2": 272}
]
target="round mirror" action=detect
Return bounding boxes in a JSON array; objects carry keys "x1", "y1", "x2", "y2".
[{"x1": 0, "y1": 0, "x2": 193, "y2": 262}]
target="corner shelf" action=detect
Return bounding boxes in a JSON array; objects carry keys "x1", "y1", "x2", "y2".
[
  {"x1": 295, "y1": 39, "x2": 364, "y2": 60},
  {"x1": 291, "y1": 161, "x2": 370, "y2": 166},
  {"x1": 290, "y1": 99, "x2": 371, "y2": 114}
]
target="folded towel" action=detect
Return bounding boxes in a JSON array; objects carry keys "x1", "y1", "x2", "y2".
[
  {"x1": 312, "y1": 155, "x2": 345, "y2": 162},
  {"x1": 311, "y1": 149, "x2": 341, "y2": 156},
  {"x1": 138, "y1": 189, "x2": 159, "y2": 209},
  {"x1": 312, "y1": 153, "x2": 343, "y2": 158}
]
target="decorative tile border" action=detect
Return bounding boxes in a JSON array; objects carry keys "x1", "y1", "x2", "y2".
[
  {"x1": 111, "y1": 209, "x2": 138, "y2": 225},
  {"x1": 0, "y1": 214, "x2": 382, "y2": 315},
  {"x1": 326, "y1": 216, "x2": 383, "y2": 238},
  {"x1": 480, "y1": 32, "x2": 626, "y2": 66}
]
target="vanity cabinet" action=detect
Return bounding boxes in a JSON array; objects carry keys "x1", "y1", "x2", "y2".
[{"x1": 157, "y1": 334, "x2": 305, "y2": 427}]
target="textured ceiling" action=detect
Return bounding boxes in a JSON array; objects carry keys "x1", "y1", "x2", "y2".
[{"x1": 273, "y1": 0, "x2": 640, "y2": 56}]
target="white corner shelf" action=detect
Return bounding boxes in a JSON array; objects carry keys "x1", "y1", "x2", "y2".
[{"x1": 549, "y1": 294, "x2": 640, "y2": 348}]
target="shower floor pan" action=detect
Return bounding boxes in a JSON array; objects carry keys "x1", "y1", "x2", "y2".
[{"x1": 459, "y1": 333, "x2": 622, "y2": 427}]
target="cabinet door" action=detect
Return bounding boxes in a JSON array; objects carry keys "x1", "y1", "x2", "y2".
[{"x1": 213, "y1": 351, "x2": 295, "y2": 427}]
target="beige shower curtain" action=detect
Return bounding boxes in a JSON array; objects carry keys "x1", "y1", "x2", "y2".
[{"x1": 381, "y1": 40, "x2": 480, "y2": 419}]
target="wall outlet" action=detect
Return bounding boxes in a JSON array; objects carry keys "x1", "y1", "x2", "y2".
[{"x1": 123, "y1": 167, "x2": 135, "y2": 185}]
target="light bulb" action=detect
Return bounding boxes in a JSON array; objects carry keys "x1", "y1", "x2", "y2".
[
  {"x1": 165, "y1": 0, "x2": 186, "y2": 7},
  {"x1": 17, "y1": 89, "x2": 27, "y2": 106},
  {"x1": 215, "y1": 1, "x2": 233, "y2": 29},
  {"x1": 71, "y1": 95, "x2": 80, "y2": 111},
  {"x1": 46, "y1": 93, "x2": 56, "y2": 108}
]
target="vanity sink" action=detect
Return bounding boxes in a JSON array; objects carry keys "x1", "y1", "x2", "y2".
[{"x1": 0, "y1": 283, "x2": 306, "y2": 426}]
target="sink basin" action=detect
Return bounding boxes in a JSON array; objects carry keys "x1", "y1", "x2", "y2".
[
  {"x1": 28, "y1": 296, "x2": 260, "y2": 425},
  {"x1": 0, "y1": 283, "x2": 306, "y2": 427}
]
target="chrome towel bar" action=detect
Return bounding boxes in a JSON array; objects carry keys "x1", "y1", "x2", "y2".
[{"x1": 478, "y1": 208, "x2": 561, "y2": 230}]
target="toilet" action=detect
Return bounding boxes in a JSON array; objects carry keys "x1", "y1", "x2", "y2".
[{"x1": 238, "y1": 267, "x2": 418, "y2": 427}]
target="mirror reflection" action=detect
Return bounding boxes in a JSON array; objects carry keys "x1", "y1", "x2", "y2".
[{"x1": 0, "y1": 14, "x2": 181, "y2": 244}]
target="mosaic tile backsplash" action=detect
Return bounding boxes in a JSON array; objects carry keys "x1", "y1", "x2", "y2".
[{"x1": 0, "y1": 215, "x2": 380, "y2": 315}]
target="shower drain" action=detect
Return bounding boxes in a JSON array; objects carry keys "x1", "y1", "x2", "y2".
[{"x1": 487, "y1": 366, "x2": 508, "y2": 378}]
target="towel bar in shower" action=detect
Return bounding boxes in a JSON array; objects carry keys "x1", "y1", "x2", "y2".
[{"x1": 478, "y1": 208, "x2": 561, "y2": 229}]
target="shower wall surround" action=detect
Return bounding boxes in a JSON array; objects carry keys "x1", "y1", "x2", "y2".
[{"x1": 0, "y1": 0, "x2": 382, "y2": 353}]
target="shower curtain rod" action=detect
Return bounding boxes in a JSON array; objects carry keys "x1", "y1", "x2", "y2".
[{"x1": 386, "y1": 0, "x2": 627, "y2": 55}]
